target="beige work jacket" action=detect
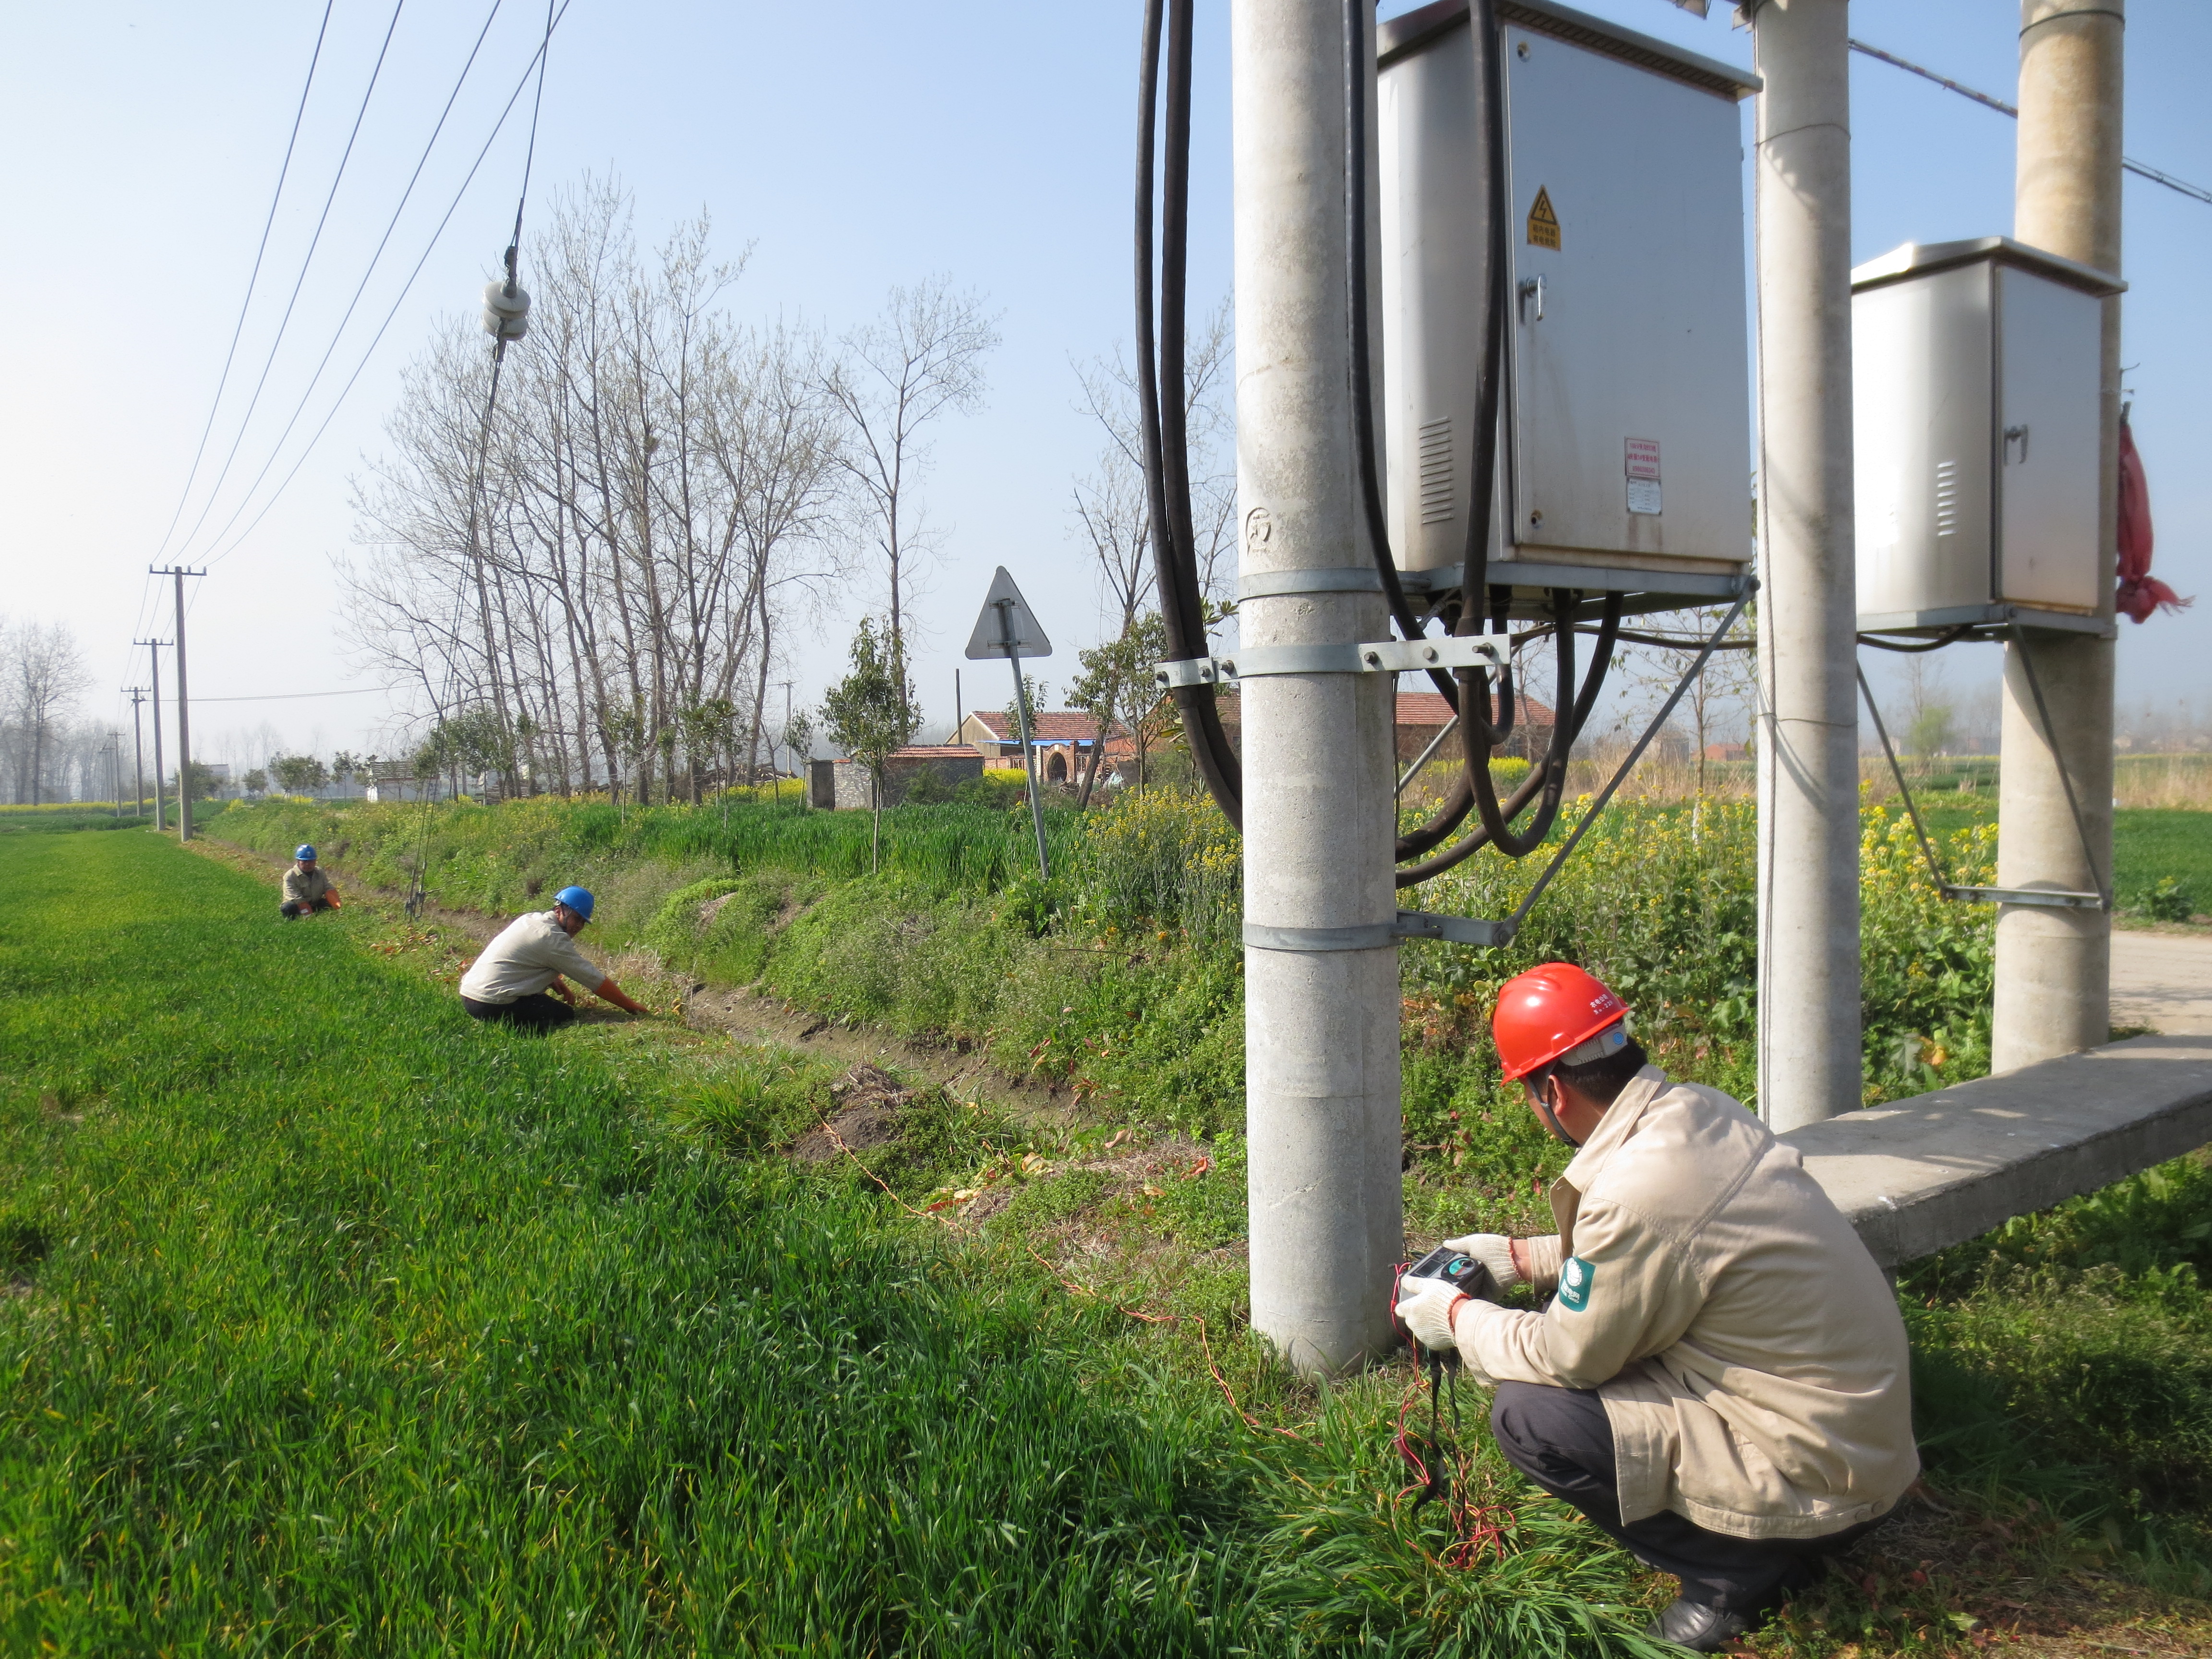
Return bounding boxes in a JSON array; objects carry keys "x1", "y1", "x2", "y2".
[
  {"x1": 1454, "y1": 1067, "x2": 1918, "y2": 1540},
  {"x1": 282, "y1": 866, "x2": 335, "y2": 905}
]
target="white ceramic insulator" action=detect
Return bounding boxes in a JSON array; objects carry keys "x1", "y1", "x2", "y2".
[{"x1": 481, "y1": 280, "x2": 532, "y2": 342}]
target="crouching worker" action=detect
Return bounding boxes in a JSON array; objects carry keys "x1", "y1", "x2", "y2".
[
  {"x1": 280, "y1": 845, "x2": 342, "y2": 918},
  {"x1": 1394, "y1": 964, "x2": 1917, "y2": 1653},
  {"x1": 458, "y1": 886, "x2": 652, "y2": 1032}
]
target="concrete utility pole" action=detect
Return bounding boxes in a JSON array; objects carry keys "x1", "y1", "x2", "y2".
[
  {"x1": 1751, "y1": 0, "x2": 1861, "y2": 1132},
  {"x1": 153, "y1": 569, "x2": 204, "y2": 840},
  {"x1": 1993, "y1": 0, "x2": 2122, "y2": 1070},
  {"x1": 137, "y1": 640, "x2": 168, "y2": 830},
  {"x1": 1234, "y1": 0, "x2": 1401, "y2": 1374},
  {"x1": 127, "y1": 689, "x2": 148, "y2": 817}
]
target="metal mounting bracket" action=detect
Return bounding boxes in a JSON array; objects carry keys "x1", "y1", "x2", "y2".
[
  {"x1": 1156, "y1": 636, "x2": 1501, "y2": 690},
  {"x1": 1944, "y1": 885, "x2": 2107, "y2": 911},
  {"x1": 1241, "y1": 909, "x2": 1515, "y2": 952}
]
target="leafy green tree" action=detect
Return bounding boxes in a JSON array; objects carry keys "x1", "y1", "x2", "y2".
[
  {"x1": 1069, "y1": 612, "x2": 1179, "y2": 800},
  {"x1": 781, "y1": 709, "x2": 817, "y2": 807},
  {"x1": 331, "y1": 751, "x2": 360, "y2": 797},
  {"x1": 271, "y1": 754, "x2": 329, "y2": 795},
  {"x1": 172, "y1": 760, "x2": 221, "y2": 803},
  {"x1": 820, "y1": 616, "x2": 920, "y2": 871},
  {"x1": 242, "y1": 769, "x2": 270, "y2": 797}
]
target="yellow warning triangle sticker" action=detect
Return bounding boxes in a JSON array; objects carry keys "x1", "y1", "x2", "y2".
[{"x1": 1527, "y1": 186, "x2": 1561, "y2": 251}]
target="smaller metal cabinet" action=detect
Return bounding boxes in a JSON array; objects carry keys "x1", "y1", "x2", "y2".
[{"x1": 1852, "y1": 237, "x2": 2122, "y2": 631}]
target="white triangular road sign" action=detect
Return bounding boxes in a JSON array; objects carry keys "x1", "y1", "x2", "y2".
[{"x1": 964, "y1": 566, "x2": 1053, "y2": 660}]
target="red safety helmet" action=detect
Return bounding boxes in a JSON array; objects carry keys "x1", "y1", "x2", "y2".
[{"x1": 1491, "y1": 962, "x2": 1629, "y2": 1080}]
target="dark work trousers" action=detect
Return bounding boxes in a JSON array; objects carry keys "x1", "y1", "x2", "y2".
[
  {"x1": 461, "y1": 992, "x2": 578, "y2": 1033},
  {"x1": 279, "y1": 897, "x2": 336, "y2": 919},
  {"x1": 1491, "y1": 1380, "x2": 1888, "y2": 1612}
]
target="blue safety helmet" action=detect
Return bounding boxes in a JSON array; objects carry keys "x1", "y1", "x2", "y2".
[
  {"x1": 296, "y1": 845, "x2": 317, "y2": 861},
  {"x1": 554, "y1": 885, "x2": 595, "y2": 922}
]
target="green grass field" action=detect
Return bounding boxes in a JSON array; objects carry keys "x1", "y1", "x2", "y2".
[{"x1": 0, "y1": 828, "x2": 1678, "y2": 1656}]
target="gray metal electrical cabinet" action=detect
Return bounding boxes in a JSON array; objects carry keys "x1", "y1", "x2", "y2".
[
  {"x1": 1852, "y1": 237, "x2": 2121, "y2": 632},
  {"x1": 1377, "y1": 0, "x2": 1755, "y2": 608}
]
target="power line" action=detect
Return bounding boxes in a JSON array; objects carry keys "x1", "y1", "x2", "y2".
[
  {"x1": 190, "y1": 687, "x2": 391, "y2": 703},
  {"x1": 202, "y1": 2, "x2": 574, "y2": 573},
  {"x1": 152, "y1": 1, "x2": 336, "y2": 565},
  {"x1": 170, "y1": 0, "x2": 410, "y2": 565},
  {"x1": 1849, "y1": 37, "x2": 2212, "y2": 208},
  {"x1": 175, "y1": 0, "x2": 511, "y2": 571}
]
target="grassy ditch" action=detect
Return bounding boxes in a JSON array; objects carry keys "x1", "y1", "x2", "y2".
[{"x1": 0, "y1": 827, "x2": 1685, "y2": 1655}]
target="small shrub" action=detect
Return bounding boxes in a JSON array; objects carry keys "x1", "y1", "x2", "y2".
[{"x1": 2129, "y1": 876, "x2": 2196, "y2": 923}]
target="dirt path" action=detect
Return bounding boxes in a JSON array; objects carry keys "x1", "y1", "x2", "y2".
[{"x1": 2112, "y1": 927, "x2": 2212, "y2": 1037}]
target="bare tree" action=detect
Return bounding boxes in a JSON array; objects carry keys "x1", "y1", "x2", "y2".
[
  {"x1": 343, "y1": 177, "x2": 845, "y2": 806},
  {"x1": 1064, "y1": 299, "x2": 1234, "y2": 805},
  {"x1": 4, "y1": 621, "x2": 92, "y2": 805},
  {"x1": 823, "y1": 277, "x2": 1000, "y2": 680}
]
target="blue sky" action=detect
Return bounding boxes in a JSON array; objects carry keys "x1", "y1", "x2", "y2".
[{"x1": 1, "y1": 0, "x2": 2204, "y2": 769}]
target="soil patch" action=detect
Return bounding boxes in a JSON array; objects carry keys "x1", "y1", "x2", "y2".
[{"x1": 788, "y1": 1063, "x2": 914, "y2": 1162}]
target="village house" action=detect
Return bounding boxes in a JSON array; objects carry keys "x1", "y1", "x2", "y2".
[{"x1": 950, "y1": 711, "x2": 1121, "y2": 785}]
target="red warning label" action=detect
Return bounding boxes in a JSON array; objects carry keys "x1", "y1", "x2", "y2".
[{"x1": 1625, "y1": 439, "x2": 1661, "y2": 480}]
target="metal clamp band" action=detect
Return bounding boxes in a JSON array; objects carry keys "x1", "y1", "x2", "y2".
[
  {"x1": 1946, "y1": 885, "x2": 2107, "y2": 911},
  {"x1": 1155, "y1": 636, "x2": 1500, "y2": 690},
  {"x1": 1239, "y1": 567, "x2": 1387, "y2": 601},
  {"x1": 1242, "y1": 909, "x2": 1515, "y2": 952},
  {"x1": 1243, "y1": 921, "x2": 1399, "y2": 952}
]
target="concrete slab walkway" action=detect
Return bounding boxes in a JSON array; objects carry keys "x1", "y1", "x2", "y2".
[
  {"x1": 1786, "y1": 1034, "x2": 2212, "y2": 1266},
  {"x1": 2111, "y1": 927, "x2": 2212, "y2": 1036}
]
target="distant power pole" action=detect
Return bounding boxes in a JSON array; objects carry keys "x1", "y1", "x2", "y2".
[
  {"x1": 126, "y1": 690, "x2": 148, "y2": 816},
  {"x1": 136, "y1": 639, "x2": 170, "y2": 831},
  {"x1": 151, "y1": 568, "x2": 204, "y2": 840}
]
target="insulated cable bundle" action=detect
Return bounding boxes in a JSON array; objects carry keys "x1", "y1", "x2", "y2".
[{"x1": 1134, "y1": 0, "x2": 1622, "y2": 881}]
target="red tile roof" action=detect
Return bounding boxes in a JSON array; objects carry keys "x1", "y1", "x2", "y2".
[
  {"x1": 961, "y1": 711, "x2": 1120, "y2": 743},
  {"x1": 1396, "y1": 689, "x2": 1556, "y2": 726}
]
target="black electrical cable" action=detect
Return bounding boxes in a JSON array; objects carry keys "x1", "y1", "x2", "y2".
[
  {"x1": 1137, "y1": 0, "x2": 1242, "y2": 825},
  {"x1": 1343, "y1": 0, "x2": 1461, "y2": 713},
  {"x1": 153, "y1": 0, "x2": 336, "y2": 564},
  {"x1": 1396, "y1": 590, "x2": 1620, "y2": 885}
]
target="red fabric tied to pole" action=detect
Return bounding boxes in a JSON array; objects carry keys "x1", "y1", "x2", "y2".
[{"x1": 2116, "y1": 409, "x2": 2192, "y2": 623}]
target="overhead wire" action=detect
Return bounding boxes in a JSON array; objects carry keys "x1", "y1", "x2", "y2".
[
  {"x1": 152, "y1": 0, "x2": 336, "y2": 565},
  {"x1": 172, "y1": 0, "x2": 411, "y2": 566},
  {"x1": 1848, "y1": 37, "x2": 2212, "y2": 208},
  {"x1": 198, "y1": 1, "x2": 573, "y2": 576},
  {"x1": 177, "y1": 0, "x2": 511, "y2": 571}
]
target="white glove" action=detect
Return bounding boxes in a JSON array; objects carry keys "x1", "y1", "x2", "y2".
[
  {"x1": 1395, "y1": 1274, "x2": 1468, "y2": 1352},
  {"x1": 1443, "y1": 1232, "x2": 1524, "y2": 1293}
]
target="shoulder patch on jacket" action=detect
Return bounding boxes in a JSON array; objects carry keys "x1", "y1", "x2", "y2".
[{"x1": 1557, "y1": 1255, "x2": 1595, "y2": 1312}]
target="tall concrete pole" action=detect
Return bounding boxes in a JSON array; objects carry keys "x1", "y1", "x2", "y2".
[
  {"x1": 1751, "y1": 0, "x2": 1861, "y2": 1132},
  {"x1": 168, "y1": 569, "x2": 197, "y2": 842},
  {"x1": 1234, "y1": 0, "x2": 1402, "y2": 1374},
  {"x1": 1993, "y1": 0, "x2": 2121, "y2": 1070},
  {"x1": 128, "y1": 690, "x2": 147, "y2": 817},
  {"x1": 139, "y1": 640, "x2": 167, "y2": 831}
]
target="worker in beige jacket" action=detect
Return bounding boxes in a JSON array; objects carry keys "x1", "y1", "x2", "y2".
[{"x1": 1395, "y1": 963, "x2": 1917, "y2": 1653}]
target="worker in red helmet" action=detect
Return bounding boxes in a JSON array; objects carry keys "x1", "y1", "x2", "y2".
[{"x1": 1393, "y1": 962, "x2": 1917, "y2": 1653}]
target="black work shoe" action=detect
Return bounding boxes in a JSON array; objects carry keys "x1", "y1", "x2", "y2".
[{"x1": 1646, "y1": 1598, "x2": 1753, "y2": 1652}]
